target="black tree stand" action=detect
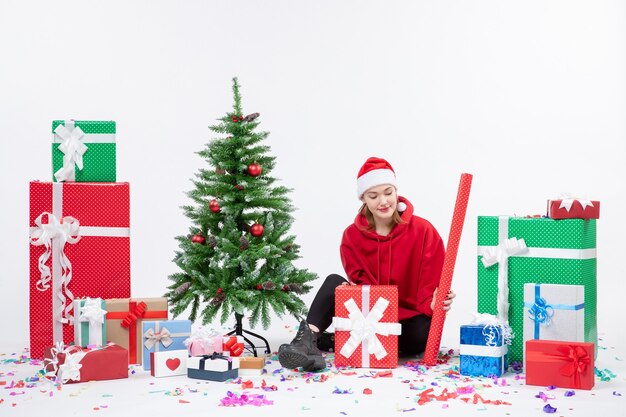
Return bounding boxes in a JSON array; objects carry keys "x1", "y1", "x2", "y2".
[{"x1": 225, "y1": 313, "x2": 271, "y2": 357}]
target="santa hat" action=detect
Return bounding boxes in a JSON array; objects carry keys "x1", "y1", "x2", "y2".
[{"x1": 356, "y1": 157, "x2": 407, "y2": 211}]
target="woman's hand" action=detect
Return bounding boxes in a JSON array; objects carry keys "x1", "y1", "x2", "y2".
[{"x1": 430, "y1": 287, "x2": 456, "y2": 312}]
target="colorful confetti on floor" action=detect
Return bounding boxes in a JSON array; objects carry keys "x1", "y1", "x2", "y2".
[{"x1": 0, "y1": 332, "x2": 623, "y2": 417}]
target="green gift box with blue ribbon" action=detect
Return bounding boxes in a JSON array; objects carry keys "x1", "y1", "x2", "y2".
[
  {"x1": 52, "y1": 120, "x2": 116, "y2": 182},
  {"x1": 477, "y1": 216, "x2": 597, "y2": 363},
  {"x1": 523, "y1": 283, "x2": 585, "y2": 350}
]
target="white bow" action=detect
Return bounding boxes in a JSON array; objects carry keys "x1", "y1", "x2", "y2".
[
  {"x1": 54, "y1": 123, "x2": 88, "y2": 182},
  {"x1": 77, "y1": 298, "x2": 107, "y2": 345},
  {"x1": 29, "y1": 212, "x2": 81, "y2": 323},
  {"x1": 480, "y1": 236, "x2": 527, "y2": 323},
  {"x1": 44, "y1": 342, "x2": 86, "y2": 384},
  {"x1": 78, "y1": 298, "x2": 107, "y2": 325},
  {"x1": 333, "y1": 297, "x2": 401, "y2": 360},
  {"x1": 144, "y1": 327, "x2": 173, "y2": 350},
  {"x1": 480, "y1": 237, "x2": 528, "y2": 268},
  {"x1": 558, "y1": 194, "x2": 595, "y2": 212}
]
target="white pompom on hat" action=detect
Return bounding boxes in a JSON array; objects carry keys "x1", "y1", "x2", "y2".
[{"x1": 357, "y1": 157, "x2": 407, "y2": 212}]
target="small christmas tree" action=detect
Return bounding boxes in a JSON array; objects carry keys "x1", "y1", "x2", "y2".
[{"x1": 166, "y1": 77, "x2": 317, "y2": 329}]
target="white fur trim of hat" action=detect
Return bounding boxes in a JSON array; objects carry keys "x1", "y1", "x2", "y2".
[{"x1": 356, "y1": 157, "x2": 397, "y2": 198}]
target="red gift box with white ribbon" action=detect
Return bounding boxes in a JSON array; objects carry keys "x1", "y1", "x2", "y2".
[
  {"x1": 29, "y1": 181, "x2": 131, "y2": 359},
  {"x1": 333, "y1": 285, "x2": 401, "y2": 368},
  {"x1": 525, "y1": 339, "x2": 595, "y2": 390},
  {"x1": 43, "y1": 342, "x2": 128, "y2": 383}
]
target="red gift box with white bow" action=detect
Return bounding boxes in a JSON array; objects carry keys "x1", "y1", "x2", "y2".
[
  {"x1": 525, "y1": 339, "x2": 595, "y2": 390},
  {"x1": 29, "y1": 181, "x2": 131, "y2": 359},
  {"x1": 43, "y1": 343, "x2": 128, "y2": 383},
  {"x1": 547, "y1": 198, "x2": 600, "y2": 220},
  {"x1": 333, "y1": 285, "x2": 401, "y2": 368}
]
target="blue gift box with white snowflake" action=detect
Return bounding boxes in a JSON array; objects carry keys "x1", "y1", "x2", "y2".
[{"x1": 460, "y1": 324, "x2": 509, "y2": 377}]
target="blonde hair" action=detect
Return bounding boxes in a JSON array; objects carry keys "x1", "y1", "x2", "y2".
[{"x1": 359, "y1": 203, "x2": 404, "y2": 231}]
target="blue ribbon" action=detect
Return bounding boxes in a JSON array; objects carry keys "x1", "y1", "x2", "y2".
[{"x1": 525, "y1": 284, "x2": 584, "y2": 339}]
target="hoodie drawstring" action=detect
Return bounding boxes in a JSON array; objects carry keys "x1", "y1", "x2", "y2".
[
  {"x1": 388, "y1": 235, "x2": 393, "y2": 285},
  {"x1": 376, "y1": 235, "x2": 393, "y2": 285},
  {"x1": 376, "y1": 237, "x2": 381, "y2": 284}
]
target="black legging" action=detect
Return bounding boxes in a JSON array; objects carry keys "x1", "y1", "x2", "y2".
[{"x1": 306, "y1": 274, "x2": 432, "y2": 355}]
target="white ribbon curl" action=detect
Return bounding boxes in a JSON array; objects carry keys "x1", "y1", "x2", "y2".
[
  {"x1": 469, "y1": 312, "x2": 513, "y2": 346},
  {"x1": 54, "y1": 122, "x2": 88, "y2": 182},
  {"x1": 143, "y1": 327, "x2": 173, "y2": 350},
  {"x1": 333, "y1": 296, "x2": 401, "y2": 363},
  {"x1": 29, "y1": 212, "x2": 81, "y2": 324},
  {"x1": 76, "y1": 298, "x2": 107, "y2": 345}
]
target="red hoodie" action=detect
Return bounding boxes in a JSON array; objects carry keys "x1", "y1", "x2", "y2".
[{"x1": 340, "y1": 196, "x2": 445, "y2": 320}]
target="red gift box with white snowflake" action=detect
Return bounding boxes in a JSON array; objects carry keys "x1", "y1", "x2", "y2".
[
  {"x1": 333, "y1": 285, "x2": 401, "y2": 368},
  {"x1": 547, "y1": 197, "x2": 600, "y2": 220},
  {"x1": 29, "y1": 181, "x2": 131, "y2": 359}
]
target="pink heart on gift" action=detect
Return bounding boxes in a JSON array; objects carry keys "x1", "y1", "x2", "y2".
[{"x1": 166, "y1": 358, "x2": 181, "y2": 371}]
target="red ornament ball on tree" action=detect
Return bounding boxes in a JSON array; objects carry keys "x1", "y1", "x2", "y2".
[
  {"x1": 232, "y1": 115, "x2": 238, "y2": 122},
  {"x1": 256, "y1": 284, "x2": 263, "y2": 290},
  {"x1": 247, "y1": 163, "x2": 262, "y2": 177},
  {"x1": 191, "y1": 234, "x2": 206, "y2": 245},
  {"x1": 235, "y1": 184, "x2": 244, "y2": 191},
  {"x1": 250, "y1": 223, "x2": 264, "y2": 237},
  {"x1": 209, "y1": 199, "x2": 221, "y2": 213}
]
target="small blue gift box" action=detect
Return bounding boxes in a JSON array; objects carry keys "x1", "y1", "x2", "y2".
[
  {"x1": 187, "y1": 353, "x2": 239, "y2": 382},
  {"x1": 460, "y1": 324, "x2": 508, "y2": 377},
  {"x1": 141, "y1": 320, "x2": 191, "y2": 370}
]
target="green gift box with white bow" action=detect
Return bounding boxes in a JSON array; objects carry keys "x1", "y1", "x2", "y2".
[
  {"x1": 51, "y1": 120, "x2": 116, "y2": 182},
  {"x1": 73, "y1": 298, "x2": 107, "y2": 348},
  {"x1": 477, "y1": 216, "x2": 597, "y2": 363}
]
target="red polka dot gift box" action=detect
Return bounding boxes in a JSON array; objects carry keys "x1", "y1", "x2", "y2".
[
  {"x1": 333, "y1": 285, "x2": 401, "y2": 369},
  {"x1": 29, "y1": 181, "x2": 131, "y2": 359}
]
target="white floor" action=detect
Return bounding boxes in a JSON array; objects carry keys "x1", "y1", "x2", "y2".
[{"x1": 1, "y1": 328, "x2": 623, "y2": 417}]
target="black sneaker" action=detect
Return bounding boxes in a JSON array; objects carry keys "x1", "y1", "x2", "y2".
[{"x1": 278, "y1": 320, "x2": 326, "y2": 371}]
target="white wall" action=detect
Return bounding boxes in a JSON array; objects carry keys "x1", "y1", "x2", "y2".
[{"x1": 1, "y1": 0, "x2": 624, "y2": 352}]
